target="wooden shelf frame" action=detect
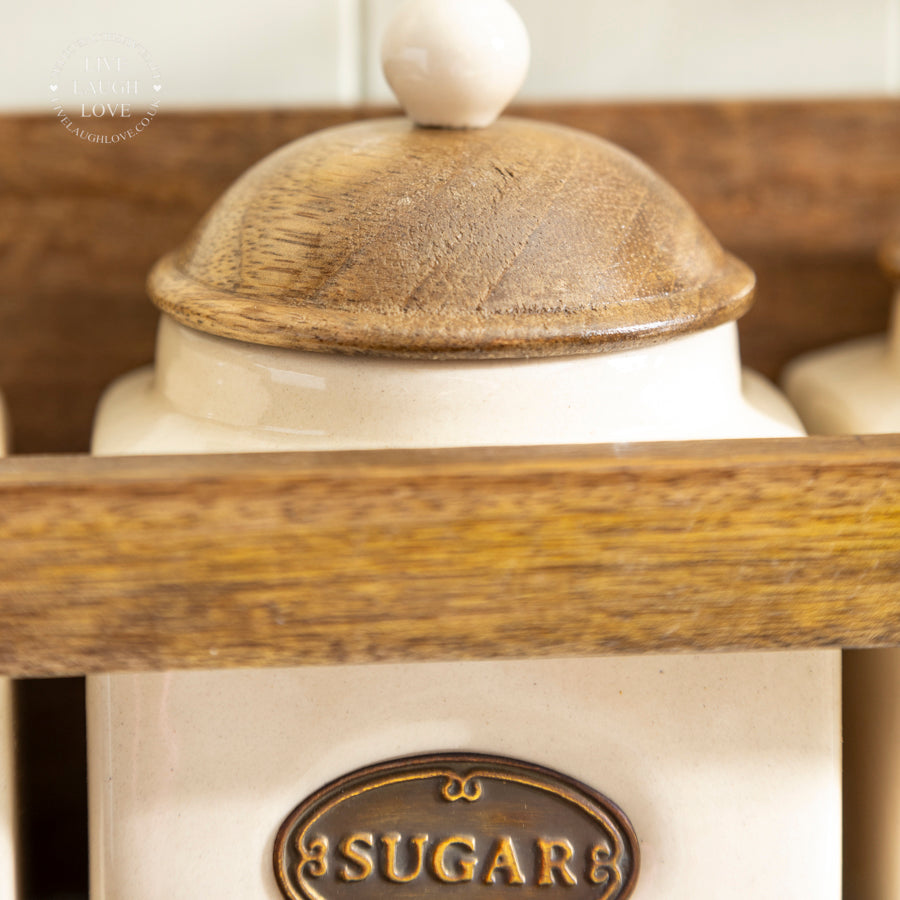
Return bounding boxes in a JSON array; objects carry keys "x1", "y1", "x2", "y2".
[
  {"x1": 4, "y1": 97, "x2": 900, "y2": 900},
  {"x1": 2, "y1": 98, "x2": 900, "y2": 679},
  {"x1": 1, "y1": 434, "x2": 897, "y2": 678}
]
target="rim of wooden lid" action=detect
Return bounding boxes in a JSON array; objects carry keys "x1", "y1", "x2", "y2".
[{"x1": 149, "y1": 249, "x2": 755, "y2": 360}]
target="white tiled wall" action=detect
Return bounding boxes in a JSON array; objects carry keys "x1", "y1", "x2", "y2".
[
  {"x1": 3, "y1": 0, "x2": 362, "y2": 110},
  {"x1": 3, "y1": 0, "x2": 900, "y2": 110},
  {"x1": 366, "y1": 0, "x2": 898, "y2": 101}
]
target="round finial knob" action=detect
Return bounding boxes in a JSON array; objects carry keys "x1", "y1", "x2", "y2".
[{"x1": 381, "y1": 0, "x2": 530, "y2": 129}]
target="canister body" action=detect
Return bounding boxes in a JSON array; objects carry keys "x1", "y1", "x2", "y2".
[
  {"x1": 784, "y1": 291, "x2": 900, "y2": 900},
  {"x1": 90, "y1": 317, "x2": 840, "y2": 899}
]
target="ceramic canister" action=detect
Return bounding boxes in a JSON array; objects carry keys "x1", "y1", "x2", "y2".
[
  {"x1": 0, "y1": 393, "x2": 17, "y2": 900},
  {"x1": 783, "y1": 234, "x2": 900, "y2": 900},
  {"x1": 90, "y1": 3, "x2": 840, "y2": 898}
]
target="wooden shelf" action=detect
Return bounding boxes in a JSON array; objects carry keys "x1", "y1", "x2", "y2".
[
  {"x1": 0, "y1": 434, "x2": 897, "y2": 677},
  {"x1": 2, "y1": 96, "x2": 900, "y2": 900},
  {"x1": 1, "y1": 98, "x2": 899, "y2": 680}
]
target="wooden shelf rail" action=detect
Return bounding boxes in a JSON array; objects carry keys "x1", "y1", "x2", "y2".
[{"x1": 1, "y1": 434, "x2": 898, "y2": 678}]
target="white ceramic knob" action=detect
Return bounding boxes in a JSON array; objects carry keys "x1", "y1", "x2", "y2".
[{"x1": 381, "y1": 0, "x2": 530, "y2": 129}]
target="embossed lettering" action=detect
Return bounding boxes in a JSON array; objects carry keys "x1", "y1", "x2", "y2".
[
  {"x1": 587, "y1": 840, "x2": 622, "y2": 899},
  {"x1": 338, "y1": 833, "x2": 374, "y2": 882},
  {"x1": 482, "y1": 836, "x2": 525, "y2": 885},
  {"x1": 432, "y1": 835, "x2": 477, "y2": 883},
  {"x1": 297, "y1": 835, "x2": 328, "y2": 880},
  {"x1": 537, "y1": 839, "x2": 577, "y2": 886},
  {"x1": 305, "y1": 833, "x2": 620, "y2": 889},
  {"x1": 274, "y1": 755, "x2": 638, "y2": 900},
  {"x1": 382, "y1": 832, "x2": 428, "y2": 883}
]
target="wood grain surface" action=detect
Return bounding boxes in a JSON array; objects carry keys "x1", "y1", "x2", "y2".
[
  {"x1": 0, "y1": 435, "x2": 898, "y2": 678},
  {"x1": 1, "y1": 100, "x2": 899, "y2": 451},
  {"x1": 149, "y1": 117, "x2": 754, "y2": 358}
]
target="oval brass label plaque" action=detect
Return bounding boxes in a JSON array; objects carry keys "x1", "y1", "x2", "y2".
[{"x1": 274, "y1": 753, "x2": 639, "y2": 900}]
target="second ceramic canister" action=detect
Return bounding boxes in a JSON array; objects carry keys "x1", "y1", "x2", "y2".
[
  {"x1": 784, "y1": 233, "x2": 900, "y2": 900},
  {"x1": 90, "y1": 2, "x2": 838, "y2": 899}
]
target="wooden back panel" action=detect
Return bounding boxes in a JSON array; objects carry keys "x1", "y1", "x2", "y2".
[{"x1": 1, "y1": 100, "x2": 898, "y2": 453}]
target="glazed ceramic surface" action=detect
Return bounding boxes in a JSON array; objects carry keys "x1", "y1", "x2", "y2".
[
  {"x1": 0, "y1": 397, "x2": 17, "y2": 900},
  {"x1": 94, "y1": 317, "x2": 802, "y2": 455},
  {"x1": 89, "y1": 315, "x2": 841, "y2": 900},
  {"x1": 89, "y1": 654, "x2": 838, "y2": 900},
  {"x1": 381, "y1": 0, "x2": 529, "y2": 128},
  {"x1": 783, "y1": 292, "x2": 900, "y2": 435},
  {"x1": 783, "y1": 287, "x2": 900, "y2": 900}
]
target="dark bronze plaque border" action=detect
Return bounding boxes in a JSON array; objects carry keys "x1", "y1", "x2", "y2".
[{"x1": 273, "y1": 752, "x2": 639, "y2": 900}]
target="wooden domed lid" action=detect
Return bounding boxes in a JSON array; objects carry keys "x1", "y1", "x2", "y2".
[{"x1": 148, "y1": 0, "x2": 754, "y2": 359}]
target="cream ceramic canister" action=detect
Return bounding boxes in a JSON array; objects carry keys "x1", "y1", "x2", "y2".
[
  {"x1": 783, "y1": 233, "x2": 900, "y2": 900},
  {"x1": 90, "y1": 2, "x2": 839, "y2": 899},
  {"x1": 0, "y1": 394, "x2": 18, "y2": 900}
]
